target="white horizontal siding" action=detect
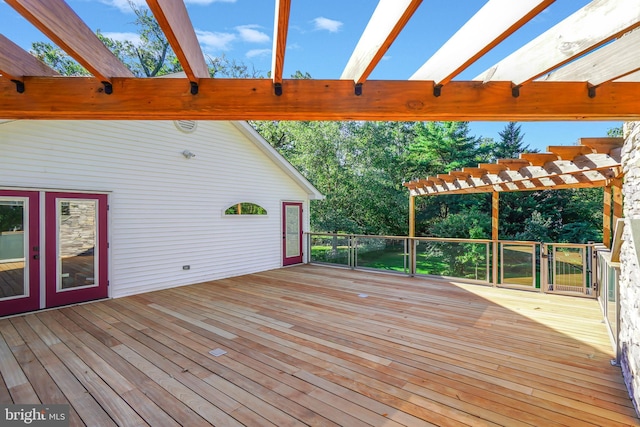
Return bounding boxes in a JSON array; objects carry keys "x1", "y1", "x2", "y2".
[{"x1": 0, "y1": 120, "x2": 309, "y2": 298}]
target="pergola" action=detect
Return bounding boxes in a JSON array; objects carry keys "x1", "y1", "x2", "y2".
[
  {"x1": 1, "y1": 0, "x2": 640, "y2": 121},
  {"x1": 403, "y1": 137, "x2": 624, "y2": 247}
]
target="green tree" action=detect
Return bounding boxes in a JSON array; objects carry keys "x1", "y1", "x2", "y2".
[
  {"x1": 607, "y1": 126, "x2": 623, "y2": 137},
  {"x1": 515, "y1": 210, "x2": 554, "y2": 242},
  {"x1": 30, "y1": 2, "x2": 260, "y2": 79},
  {"x1": 30, "y1": 42, "x2": 90, "y2": 76},
  {"x1": 253, "y1": 120, "x2": 360, "y2": 233},
  {"x1": 404, "y1": 122, "x2": 490, "y2": 237},
  {"x1": 405, "y1": 121, "x2": 486, "y2": 177},
  {"x1": 491, "y1": 122, "x2": 533, "y2": 160},
  {"x1": 253, "y1": 119, "x2": 416, "y2": 235},
  {"x1": 429, "y1": 208, "x2": 490, "y2": 276}
]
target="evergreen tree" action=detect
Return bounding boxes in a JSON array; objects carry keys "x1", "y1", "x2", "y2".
[
  {"x1": 405, "y1": 121, "x2": 487, "y2": 177},
  {"x1": 492, "y1": 122, "x2": 533, "y2": 160}
]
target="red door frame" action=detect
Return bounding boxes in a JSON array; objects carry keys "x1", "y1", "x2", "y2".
[
  {"x1": 45, "y1": 192, "x2": 108, "y2": 308},
  {"x1": 282, "y1": 202, "x2": 303, "y2": 266},
  {"x1": 0, "y1": 190, "x2": 40, "y2": 316}
]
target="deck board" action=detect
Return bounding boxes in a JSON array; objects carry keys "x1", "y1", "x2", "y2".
[{"x1": 0, "y1": 265, "x2": 637, "y2": 426}]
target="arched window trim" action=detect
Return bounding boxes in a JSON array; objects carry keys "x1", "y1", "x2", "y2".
[{"x1": 223, "y1": 201, "x2": 268, "y2": 217}]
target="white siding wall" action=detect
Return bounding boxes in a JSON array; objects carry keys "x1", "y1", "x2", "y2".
[{"x1": 0, "y1": 120, "x2": 310, "y2": 297}]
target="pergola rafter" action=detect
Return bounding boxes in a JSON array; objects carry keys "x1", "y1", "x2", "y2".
[
  {"x1": 405, "y1": 137, "x2": 624, "y2": 249},
  {"x1": 475, "y1": 0, "x2": 640, "y2": 86},
  {"x1": 404, "y1": 137, "x2": 624, "y2": 197},
  {"x1": 410, "y1": 0, "x2": 554, "y2": 87},
  {"x1": 146, "y1": 0, "x2": 209, "y2": 87},
  {"x1": 0, "y1": 0, "x2": 639, "y2": 120},
  {"x1": 4, "y1": 0, "x2": 134, "y2": 85},
  {"x1": 0, "y1": 34, "x2": 58, "y2": 87},
  {"x1": 271, "y1": 0, "x2": 291, "y2": 91},
  {"x1": 341, "y1": 0, "x2": 422, "y2": 87}
]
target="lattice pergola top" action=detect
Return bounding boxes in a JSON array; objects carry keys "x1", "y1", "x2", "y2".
[
  {"x1": 1, "y1": 0, "x2": 640, "y2": 121},
  {"x1": 403, "y1": 137, "x2": 623, "y2": 197}
]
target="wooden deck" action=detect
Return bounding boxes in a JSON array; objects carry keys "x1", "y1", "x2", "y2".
[{"x1": 0, "y1": 265, "x2": 637, "y2": 426}]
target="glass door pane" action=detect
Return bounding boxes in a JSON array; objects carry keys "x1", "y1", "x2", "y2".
[
  {"x1": 58, "y1": 199, "x2": 97, "y2": 290},
  {"x1": 0, "y1": 199, "x2": 27, "y2": 299},
  {"x1": 285, "y1": 205, "x2": 301, "y2": 258},
  {"x1": 501, "y1": 243, "x2": 535, "y2": 288},
  {"x1": 283, "y1": 202, "x2": 303, "y2": 266},
  {"x1": 46, "y1": 192, "x2": 108, "y2": 309}
]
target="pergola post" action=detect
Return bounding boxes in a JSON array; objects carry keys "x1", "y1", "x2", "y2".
[
  {"x1": 603, "y1": 184, "x2": 612, "y2": 247},
  {"x1": 492, "y1": 191, "x2": 499, "y2": 286},
  {"x1": 613, "y1": 177, "x2": 623, "y2": 236},
  {"x1": 409, "y1": 195, "x2": 416, "y2": 275}
]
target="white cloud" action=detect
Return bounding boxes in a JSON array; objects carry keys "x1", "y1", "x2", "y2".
[
  {"x1": 186, "y1": 0, "x2": 236, "y2": 4},
  {"x1": 196, "y1": 30, "x2": 236, "y2": 51},
  {"x1": 236, "y1": 25, "x2": 270, "y2": 44},
  {"x1": 98, "y1": 0, "x2": 145, "y2": 13},
  {"x1": 99, "y1": 0, "x2": 235, "y2": 13},
  {"x1": 101, "y1": 31, "x2": 142, "y2": 46},
  {"x1": 246, "y1": 48, "x2": 271, "y2": 59},
  {"x1": 312, "y1": 17, "x2": 343, "y2": 33}
]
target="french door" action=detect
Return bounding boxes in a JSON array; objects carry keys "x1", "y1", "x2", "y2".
[
  {"x1": 0, "y1": 191, "x2": 40, "y2": 316},
  {"x1": 282, "y1": 202, "x2": 303, "y2": 266},
  {"x1": 0, "y1": 190, "x2": 108, "y2": 317},
  {"x1": 45, "y1": 192, "x2": 108, "y2": 308}
]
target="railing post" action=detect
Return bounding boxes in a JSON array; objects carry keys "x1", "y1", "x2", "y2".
[
  {"x1": 589, "y1": 242, "x2": 598, "y2": 296},
  {"x1": 409, "y1": 238, "x2": 416, "y2": 276},
  {"x1": 540, "y1": 242, "x2": 548, "y2": 293},
  {"x1": 350, "y1": 235, "x2": 356, "y2": 269},
  {"x1": 492, "y1": 240, "x2": 498, "y2": 287}
]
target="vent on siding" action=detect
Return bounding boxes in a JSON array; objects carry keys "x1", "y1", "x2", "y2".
[{"x1": 174, "y1": 120, "x2": 197, "y2": 133}]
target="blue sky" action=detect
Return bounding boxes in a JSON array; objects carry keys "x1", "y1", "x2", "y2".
[{"x1": 1, "y1": 0, "x2": 622, "y2": 150}]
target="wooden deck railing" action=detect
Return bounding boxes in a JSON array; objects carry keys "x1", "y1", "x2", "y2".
[{"x1": 307, "y1": 233, "x2": 601, "y2": 298}]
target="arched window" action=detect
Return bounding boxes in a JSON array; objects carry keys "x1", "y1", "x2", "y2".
[{"x1": 224, "y1": 202, "x2": 267, "y2": 215}]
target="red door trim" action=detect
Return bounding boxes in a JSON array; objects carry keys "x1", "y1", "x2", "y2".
[
  {"x1": 282, "y1": 202, "x2": 303, "y2": 266},
  {"x1": 45, "y1": 192, "x2": 108, "y2": 308},
  {"x1": 0, "y1": 190, "x2": 40, "y2": 316}
]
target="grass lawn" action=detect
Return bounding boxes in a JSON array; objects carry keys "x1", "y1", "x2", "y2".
[{"x1": 313, "y1": 244, "x2": 488, "y2": 281}]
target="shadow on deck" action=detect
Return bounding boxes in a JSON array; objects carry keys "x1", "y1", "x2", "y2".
[{"x1": 0, "y1": 264, "x2": 637, "y2": 426}]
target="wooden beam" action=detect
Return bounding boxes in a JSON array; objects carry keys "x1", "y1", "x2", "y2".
[
  {"x1": 579, "y1": 137, "x2": 624, "y2": 154},
  {"x1": 0, "y1": 34, "x2": 59, "y2": 81},
  {"x1": 408, "y1": 179, "x2": 607, "y2": 197},
  {"x1": 462, "y1": 167, "x2": 488, "y2": 177},
  {"x1": 547, "y1": 145, "x2": 594, "y2": 159},
  {"x1": 542, "y1": 157, "x2": 619, "y2": 175},
  {"x1": 3, "y1": 78, "x2": 640, "y2": 121},
  {"x1": 146, "y1": 0, "x2": 209, "y2": 82},
  {"x1": 341, "y1": 0, "x2": 422, "y2": 84},
  {"x1": 478, "y1": 164, "x2": 508, "y2": 174},
  {"x1": 5, "y1": 0, "x2": 134, "y2": 81},
  {"x1": 519, "y1": 153, "x2": 559, "y2": 166},
  {"x1": 411, "y1": 0, "x2": 553, "y2": 85},
  {"x1": 492, "y1": 192, "x2": 499, "y2": 241},
  {"x1": 496, "y1": 158, "x2": 531, "y2": 168},
  {"x1": 603, "y1": 184, "x2": 612, "y2": 247},
  {"x1": 409, "y1": 195, "x2": 415, "y2": 238},
  {"x1": 541, "y1": 29, "x2": 640, "y2": 86},
  {"x1": 408, "y1": 194, "x2": 416, "y2": 275},
  {"x1": 475, "y1": 0, "x2": 640, "y2": 85},
  {"x1": 612, "y1": 177, "x2": 623, "y2": 229},
  {"x1": 437, "y1": 174, "x2": 458, "y2": 182},
  {"x1": 571, "y1": 153, "x2": 622, "y2": 171},
  {"x1": 615, "y1": 69, "x2": 640, "y2": 82},
  {"x1": 271, "y1": 0, "x2": 291, "y2": 86}
]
